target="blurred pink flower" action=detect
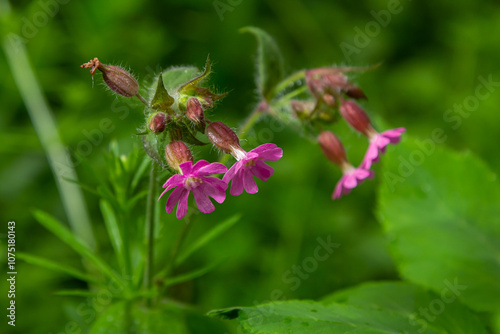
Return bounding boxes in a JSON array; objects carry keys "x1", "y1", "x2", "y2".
[
  {"x1": 223, "y1": 143, "x2": 283, "y2": 196},
  {"x1": 361, "y1": 128, "x2": 406, "y2": 169},
  {"x1": 333, "y1": 166, "x2": 374, "y2": 200},
  {"x1": 159, "y1": 160, "x2": 227, "y2": 219}
]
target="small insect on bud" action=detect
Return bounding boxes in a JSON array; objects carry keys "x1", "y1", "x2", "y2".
[
  {"x1": 81, "y1": 58, "x2": 139, "y2": 97},
  {"x1": 148, "y1": 112, "x2": 169, "y2": 134},
  {"x1": 339, "y1": 100, "x2": 373, "y2": 135},
  {"x1": 165, "y1": 141, "x2": 193, "y2": 172},
  {"x1": 186, "y1": 97, "x2": 205, "y2": 132},
  {"x1": 206, "y1": 121, "x2": 240, "y2": 154},
  {"x1": 318, "y1": 131, "x2": 348, "y2": 168}
]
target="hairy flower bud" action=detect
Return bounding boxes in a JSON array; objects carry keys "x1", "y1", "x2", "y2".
[
  {"x1": 148, "y1": 112, "x2": 169, "y2": 134},
  {"x1": 206, "y1": 121, "x2": 240, "y2": 154},
  {"x1": 339, "y1": 100, "x2": 372, "y2": 135},
  {"x1": 186, "y1": 97, "x2": 205, "y2": 132},
  {"x1": 318, "y1": 131, "x2": 347, "y2": 167},
  {"x1": 165, "y1": 141, "x2": 193, "y2": 171},
  {"x1": 81, "y1": 58, "x2": 139, "y2": 97}
]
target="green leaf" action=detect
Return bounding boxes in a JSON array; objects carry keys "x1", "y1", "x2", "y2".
[
  {"x1": 90, "y1": 301, "x2": 189, "y2": 334},
  {"x1": 17, "y1": 252, "x2": 99, "y2": 284},
  {"x1": 240, "y1": 26, "x2": 284, "y2": 101},
  {"x1": 161, "y1": 66, "x2": 200, "y2": 92},
  {"x1": 151, "y1": 73, "x2": 175, "y2": 111},
  {"x1": 99, "y1": 200, "x2": 124, "y2": 269},
  {"x1": 131, "y1": 157, "x2": 150, "y2": 192},
  {"x1": 54, "y1": 289, "x2": 102, "y2": 297},
  {"x1": 378, "y1": 136, "x2": 500, "y2": 312},
  {"x1": 178, "y1": 56, "x2": 212, "y2": 95},
  {"x1": 176, "y1": 214, "x2": 241, "y2": 266},
  {"x1": 210, "y1": 281, "x2": 487, "y2": 333},
  {"x1": 33, "y1": 210, "x2": 126, "y2": 289},
  {"x1": 165, "y1": 260, "x2": 222, "y2": 287}
]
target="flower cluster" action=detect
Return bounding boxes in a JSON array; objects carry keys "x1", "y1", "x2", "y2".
[
  {"x1": 304, "y1": 67, "x2": 405, "y2": 199},
  {"x1": 81, "y1": 57, "x2": 283, "y2": 219}
]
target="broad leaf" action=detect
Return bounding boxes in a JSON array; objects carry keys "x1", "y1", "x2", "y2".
[
  {"x1": 240, "y1": 26, "x2": 284, "y2": 101},
  {"x1": 210, "y1": 281, "x2": 487, "y2": 333},
  {"x1": 161, "y1": 66, "x2": 200, "y2": 92},
  {"x1": 378, "y1": 137, "x2": 500, "y2": 312}
]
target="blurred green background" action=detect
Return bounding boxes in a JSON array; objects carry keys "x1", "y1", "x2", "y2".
[{"x1": 1, "y1": 0, "x2": 500, "y2": 333}]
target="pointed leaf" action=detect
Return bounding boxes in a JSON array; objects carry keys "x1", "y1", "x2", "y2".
[
  {"x1": 18, "y1": 253, "x2": 99, "y2": 284},
  {"x1": 178, "y1": 56, "x2": 212, "y2": 95},
  {"x1": 161, "y1": 66, "x2": 200, "y2": 92},
  {"x1": 151, "y1": 73, "x2": 175, "y2": 112},
  {"x1": 378, "y1": 137, "x2": 500, "y2": 313},
  {"x1": 165, "y1": 260, "x2": 222, "y2": 287},
  {"x1": 176, "y1": 214, "x2": 241, "y2": 266},
  {"x1": 240, "y1": 26, "x2": 284, "y2": 101},
  {"x1": 33, "y1": 210, "x2": 126, "y2": 289},
  {"x1": 100, "y1": 200, "x2": 124, "y2": 269}
]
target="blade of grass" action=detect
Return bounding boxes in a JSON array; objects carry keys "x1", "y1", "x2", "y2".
[
  {"x1": 33, "y1": 210, "x2": 126, "y2": 289},
  {"x1": 99, "y1": 200, "x2": 125, "y2": 272},
  {"x1": 175, "y1": 214, "x2": 241, "y2": 266},
  {"x1": 164, "y1": 260, "x2": 223, "y2": 287},
  {"x1": 2, "y1": 20, "x2": 95, "y2": 249},
  {"x1": 18, "y1": 253, "x2": 100, "y2": 285}
]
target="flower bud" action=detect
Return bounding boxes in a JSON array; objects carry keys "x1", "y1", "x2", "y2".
[
  {"x1": 148, "y1": 112, "x2": 169, "y2": 134},
  {"x1": 81, "y1": 58, "x2": 139, "y2": 97},
  {"x1": 206, "y1": 121, "x2": 240, "y2": 154},
  {"x1": 339, "y1": 100, "x2": 372, "y2": 135},
  {"x1": 186, "y1": 97, "x2": 205, "y2": 132},
  {"x1": 165, "y1": 141, "x2": 193, "y2": 171},
  {"x1": 318, "y1": 131, "x2": 347, "y2": 167},
  {"x1": 306, "y1": 68, "x2": 348, "y2": 98},
  {"x1": 290, "y1": 100, "x2": 315, "y2": 120}
]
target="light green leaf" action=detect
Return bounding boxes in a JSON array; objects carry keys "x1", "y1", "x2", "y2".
[
  {"x1": 210, "y1": 281, "x2": 487, "y2": 333},
  {"x1": 33, "y1": 210, "x2": 126, "y2": 289},
  {"x1": 99, "y1": 200, "x2": 124, "y2": 269},
  {"x1": 378, "y1": 136, "x2": 500, "y2": 312},
  {"x1": 150, "y1": 73, "x2": 175, "y2": 111},
  {"x1": 17, "y1": 252, "x2": 99, "y2": 284},
  {"x1": 175, "y1": 214, "x2": 241, "y2": 266},
  {"x1": 240, "y1": 26, "x2": 284, "y2": 101},
  {"x1": 161, "y1": 66, "x2": 200, "y2": 92}
]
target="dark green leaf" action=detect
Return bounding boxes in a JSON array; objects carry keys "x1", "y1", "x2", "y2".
[
  {"x1": 378, "y1": 136, "x2": 500, "y2": 312},
  {"x1": 210, "y1": 281, "x2": 487, "y2": 333},
  {"x1": 240, "y1": 26, "x2": 284, "y2": 101},
  {"x1": 18, "y1": 252, "x2": 99, "y2": 284},
  {"x1": 33, "y1": 210, "x2": 126, "y2": 289}
]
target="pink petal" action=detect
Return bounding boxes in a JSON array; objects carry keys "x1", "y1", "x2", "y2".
[
  {"x1": 252, "y1": 161, "x2": 274, "y2": 182},
  {"x1": 332, "y1": 176, "x2": 351, "y2": 199},
  {"x1": 176, "y1": 189, "x2": 190, "y2": 219},
  {"x1": 360, "y1": 143, "x2": 380, "y2": 169},
  {"x1": 249, "y1": 143, "x2": 278, "y2": 154},
  {"x1": 166, "y1": 187, "x2": 187, "y2": 214},
  {"x1": 191, "y1": 188, "x2": 215, "y2": 214},
  {"x1": 223, "y1": 161, "x2": 241, "y2": 183},
  {"x1": 199, "y1": 179, "x2": 227, "y2": 204},
  {"x1": 229, "y1": 168, "x2": 245, "y2": 196},
  {"x1": 243, "y1": 169, "x2": 259, "y2": 194},
  {"x1": 179, "y1": 161, "x2": 194, "y2": 175},
  {"x1": 162, "y1": 174, "x2": 184, "y2": 189},
  {"x1": 197, "y1": 162, "x2": 227, "y2": 176},
  {"x1": 342, "y1": 173, "x2": 358, "y2": 189},
  {"x1": 191, "y1": 160, "x2": 211, "y2": 174},
  {"x1": 381, "y1": 127, "x2": 406, "y2": 144},
  {"x1": 256, "y1": 147, "x2": 283, "y2": 161}
]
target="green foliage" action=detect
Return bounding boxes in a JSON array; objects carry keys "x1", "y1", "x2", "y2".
[
  {"x1": 378, "y1": 136, "x2": 500, "y2": 312},
  {"x1": 241, "y1": 26, "x2": 284, "y2": 101},
  {"x1": 211, "y1": 282, "x2": 487, "y2": 333}
]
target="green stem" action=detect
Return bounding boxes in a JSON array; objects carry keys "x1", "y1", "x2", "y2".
[
  {"x1": 2, "y1": 11, "x2": 96, "y2": 249},
  {"x1": 143, "y1": 164, "x2": 156, "y2": 306},
  {"x1": 272, "y1": 69, "x2": 306, "y2": 96}
]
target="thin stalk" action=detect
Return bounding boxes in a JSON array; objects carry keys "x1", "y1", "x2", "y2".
[
  {"x1": 2, "y1": 14, "x2": 95, "y2": 249},
  {"x1": 143, "y1": 164, "x2": 156, "y2": 306},
  {"x1": 136, "y1": 93, "x2": 149, "y2": 106}
]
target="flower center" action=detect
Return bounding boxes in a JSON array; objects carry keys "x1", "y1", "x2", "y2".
[{"x1": 185, "y1": 176, "x2": 202, "y2": 190}]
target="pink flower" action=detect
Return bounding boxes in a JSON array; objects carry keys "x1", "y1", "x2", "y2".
[
  {"x1": 159, "y1": 160, "x2": 227, "y2": 219},
  {"x1": 361, "y1": 128, "x2": 406, "y2": 169},
  {"x1": 333, "y1": 167, "x2": 374, "y2": 199},
  {"x1": 223, "y1": 143, "x2": 283, "y2": 196}
]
